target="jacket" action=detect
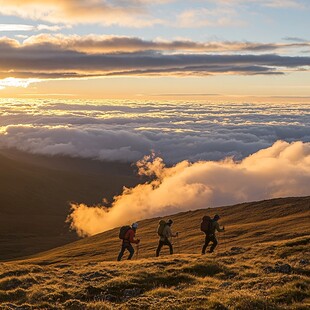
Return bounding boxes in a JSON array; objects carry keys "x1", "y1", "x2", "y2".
[
  {"x1": 160, "y1": 225, "x2": 174, "y2": 241},
  {"x1": 210, "y1": 220, "x2": 224, "y2": 235},
  {"x1": 123, "y1": 228, "x2": 139, "y2": 244}
]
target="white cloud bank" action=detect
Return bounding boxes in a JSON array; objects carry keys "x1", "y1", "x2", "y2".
[
  {"x1": 1, "y1": 100, "x2": 309, "y2": 163},
  {"x1": 67, "y1": 140, "x2": 310, "y2": 236}
]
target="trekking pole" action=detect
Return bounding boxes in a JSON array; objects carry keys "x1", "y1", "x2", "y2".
[
  {"x1": 222, "y1": 229, "x2": 227, "y2": 253},
  {"x1": 136, "y1": 244, "x2": 140, "y2": 260},
  {"x1": 176, "y1": 233, "x2": 180, "y2": 254}
]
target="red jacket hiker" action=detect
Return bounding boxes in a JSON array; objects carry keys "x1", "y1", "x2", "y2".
[
  {"x1": 117, "y1": 222, "x2": 140, "y2": 261},
  {"x1": 124, "y1": 229, "x2": 139, "y2": 244}
]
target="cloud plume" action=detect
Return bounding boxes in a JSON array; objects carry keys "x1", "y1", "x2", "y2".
[{"x1": 67, "y1": 140, "x2": 310, "y2": 236}]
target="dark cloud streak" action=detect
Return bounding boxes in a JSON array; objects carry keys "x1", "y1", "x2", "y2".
[{"x1": 0, "y1": 39, "x2": 310, "y2": 78}]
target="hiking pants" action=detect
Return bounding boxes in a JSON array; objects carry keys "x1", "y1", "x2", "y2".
[
  {"x1": 156, "y1": 238, "x2": 173, "y2": 257},
  {"x1": 202, "y1": 234, "x2": 218, "y2": 254},
  {"x1": 117, "y1": 242, "x2": 134, "y2": 261}
]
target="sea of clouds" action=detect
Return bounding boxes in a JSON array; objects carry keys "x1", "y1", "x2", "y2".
[
  {"x1": 0, "y1": 99, "x2": 309, "y2": 163},
  {"x1": 1, "y1": 99, "x2": 310, "y2": 235}
]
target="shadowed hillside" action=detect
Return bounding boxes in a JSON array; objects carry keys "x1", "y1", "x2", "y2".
[
  {"x1": 0, "y1": 149, "x2": 140, "y2": 260},
  {"x1": 1, "y1": 196, "x2": 309, "y2": 309},
  {"x1": 20, "y1": 196, "x2": 310, "y2": 264}
]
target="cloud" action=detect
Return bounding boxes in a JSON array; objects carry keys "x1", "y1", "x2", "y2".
[
  {"x1": 0, "y1": 24, "x2": 34, "y2": 32},
  {"x1": 0, "y1": 0, "x2": 307, "y2": 30},
  {"x1": 22, "y1": 34, "x2": 310, "y2": 54},
  {"x1": 0, "y1": 77, "x2": 40, "y2": 89},
  {"x1": 66, "y1": 140, "x2": 310, "y2": 236},
  {"x1": 176, "y1": 6, "x2": 243, "y2": 28},
  {"x1": 283, "y1": 37, "x2": 308, "y2": 43},
  {"x1": 1, "y1": 100, "x2": 309, "y2": 163},
  {"x1": 214, "y1": 0, "x2": 305, "y2": 9},
  {"x1": 0, "y1": 35, "x2": 310, "y2": 83},
  {"x1": 175, "y1": 0, "x2": 307, "y2": 28},
  {"x1": 0, "y1": 0, "x2": 164, "y2": 27},
  {"x1": 262, "y1": 0, "x2": 304, "y2": 8},
  {"x1": 0, "y1": 23, "x2": 65, "y2": 32}
]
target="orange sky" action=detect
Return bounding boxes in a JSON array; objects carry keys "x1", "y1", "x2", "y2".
[{"x1": 0, "y1": 0, "x2": 310, "y2": 101}]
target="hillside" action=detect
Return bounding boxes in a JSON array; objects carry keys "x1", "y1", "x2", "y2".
[
  {"x1": 1, "y1": 196, "x2": 309, "y2": 309},
  {"x1": 0, "y1": 149, "x2": 140, "y2": 260},
  {"x1": 19, "y1": 196, "x2": 310, "y2": 264}
]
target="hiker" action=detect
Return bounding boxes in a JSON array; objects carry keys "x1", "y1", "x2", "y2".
[
  {"x1": 156, "y1": 219, "x2": 178, "y2": 257},
  {"x1": 201, "y1": 214, "x2": 225, "y2": 254},
  {"x1": 117, "y1": 222, "x2": 140, "y2": 261}
]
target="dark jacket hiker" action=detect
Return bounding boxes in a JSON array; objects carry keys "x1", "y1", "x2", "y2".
[
  {"x1": 201, "y1": 214, "x2": 225, "y2": 254},
  {"x1": 156, "y1": 219, "x2": 178, "y2": 257},
  {"x1": 117, "y1": 222, "x2": 140, "y2": 261}
]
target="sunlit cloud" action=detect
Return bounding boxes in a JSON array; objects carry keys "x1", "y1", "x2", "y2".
[
  {"x1": 0, "y1": 23, "x2": 68, "y2": 33},
  {"x1": 67, "y1": 141, "x2": 310, "y2": 236},
  {"x1": 0, "y1": 0, "x2": 164, "y2": 27},
  {"x1": 0, "y1": 24, "x2": 34, "y2": 32},
  {"x1": 0, "y1": 77, "x2": 40, "y2": 89}
]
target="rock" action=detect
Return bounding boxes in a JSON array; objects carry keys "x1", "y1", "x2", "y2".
[
  {"x1": 2, "y1": 278, "x2": 22, "y2": 290},
  {"x1": 104, "y1": 294, "x2": 118, "y2": 302},
  {"x1": 299, "y1": 259, "x2": 309, "y2": 266},
  {"x1": 123, "y1": 288, "x2": 142, "y2": 299},
  {"x1": 263, "y1": 266, "x2": 274, "y2": 274},
  {"x1": 16, "y1": 305, "x2": 32, "y2": 310},
  {"x1": 263, "y1": 263, "x2": 292, "y2": 274},
  {"x1": 85, "y1": 285, "x2": 104, "y2": 297},
  {"x1": 274, "y1": 263, "x2": 292, "y2": 274},
  {"x1": 219, "y1": 281, "x2": 231, "y2": 288},
  {"x1": 230, "y1": 247, "x2": 246, "y2": 254}
]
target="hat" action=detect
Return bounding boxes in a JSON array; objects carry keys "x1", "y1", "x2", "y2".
[
  {"x1": 213, "y1": 214, "x2": 220, "y2": 220},
  {"x1": 132, "y1": 222, "x2": 138, "y2": 229}
]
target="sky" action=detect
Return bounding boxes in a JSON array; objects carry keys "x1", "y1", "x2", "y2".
[{"x1": 0, "y1": 0, "x2": 309, "y2": 100}]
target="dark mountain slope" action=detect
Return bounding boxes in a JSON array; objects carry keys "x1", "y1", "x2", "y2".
[{"x1": 0, "y1": 149, "x2": 140, "y2": 260}]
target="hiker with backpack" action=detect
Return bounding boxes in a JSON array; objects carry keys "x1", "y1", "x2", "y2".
[
  {"x1": 156, "y1": 219, "x2": 178, "y2": 257},
  {"x1": 117, "y1": 222, "x2": 140, "y2": 261},
  {"x1": 201, "y1": 214, "x2": 225, "y2": 254}
]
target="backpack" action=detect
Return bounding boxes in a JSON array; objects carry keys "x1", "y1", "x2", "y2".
[
  {"x1": 157, "y1": 220, "x2": 166, "y2": 236},
  {"x1": 200, "y1": 216, "x2": 213, "y2": 234},
  {"x1": 119, "y1": 225, "x2": 131, "y2": 240}
]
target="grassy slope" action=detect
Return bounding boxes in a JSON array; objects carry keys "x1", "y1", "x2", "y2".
[
  {"x1": 19, "y1": 196, "x2": 310, "y2": 264},
  {"x1": 1, "y1": 197, "x2": 309, "y2": 309},
  {"x1": 0, "y1": 149, "x2": 140, "y2": 260}
]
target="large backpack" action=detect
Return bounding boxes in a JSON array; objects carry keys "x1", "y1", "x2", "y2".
[
  {"x1": 200, "y1": 216, "x2": 213, "y2": 234},
  {"x1": 119, "y1": 225, "x2": 131, "y2": 240},
  {"x1": 157, "y1": 220, "x2": 166, "y2": 236}
]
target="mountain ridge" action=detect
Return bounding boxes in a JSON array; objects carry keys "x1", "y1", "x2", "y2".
[{"x1": 13, "y1": 195, "x2": 310, "y2": 265}]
